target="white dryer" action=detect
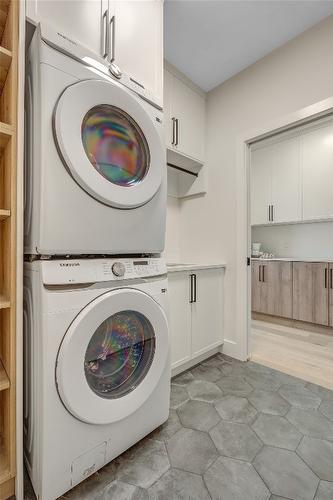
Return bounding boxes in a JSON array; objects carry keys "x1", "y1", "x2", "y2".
[
  {"x1": 25, "y1": 24, "x2": 166, "y2": 255},
  {"x1": 24, "y1": 257, "x2": 170, "y2": 500}
]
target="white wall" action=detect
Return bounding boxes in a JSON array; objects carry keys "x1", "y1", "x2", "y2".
[
  {"x1": 175, "y1": 14, "x2": 333, "y2": 357},
  {"x1": 165, "y1": 196, "x2": 182, "y2": 262},
  {"x1": 252, "y1": 222, "x2": 333, "y2": 260}
]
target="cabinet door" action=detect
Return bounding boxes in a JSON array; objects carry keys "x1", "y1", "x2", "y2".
[
  {"x1": 250, "y1": 145, "x2": 272, "y2": 225},
  {"x1": 191, "y1": 269, "x2": 223, "y2": 358},
  {"x1": 302, "y1": 123, "x2": 333, "y2": 220},
  {"x1": 163, "y1": 69, "x2": 174, "y2": 150},
  {"x1": 26, "y1": 0, "x2": 105, "y2": 57},
  {"x1": 293, "y1": 262, "x2": 329, "y2": 326},
  {"x1": 171, "y1": 76, "x2": 205, "y2": 161},
  {"x1": 272, "y1": 137, "x2": 301, "y2": 223},
  {"x1": 167, "y1": 272, "x2": 192, "y2": 369},
  {"x1": 329, "y1": 264, "x2": 333, "y2": 328},
  {"x1": 251, "y1": 261, "x2": 262, "y2": 313},
  {"x1": 263, "y1": 262, "x2": 293, "y2": 318},
  {"x1": 110, "y1": 0, "x2": 163, "y2": 105}
]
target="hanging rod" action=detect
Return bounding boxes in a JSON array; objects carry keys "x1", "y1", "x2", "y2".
[{"x1": 167, "y1": 162, "x2": 198, "y2": 177}]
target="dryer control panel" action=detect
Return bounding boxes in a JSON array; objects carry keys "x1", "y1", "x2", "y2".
[{"x1": 41, "y1": 258, "x2": 167, "y2": 285}]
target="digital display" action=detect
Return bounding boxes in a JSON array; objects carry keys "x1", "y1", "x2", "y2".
[{"x1": 134, "y1": 261, "x2": 148, "y2": 266}]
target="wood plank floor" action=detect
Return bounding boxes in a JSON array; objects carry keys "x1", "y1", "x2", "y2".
[{"x1": 251, "y1": 319, "x2": 333, "y2": 390}]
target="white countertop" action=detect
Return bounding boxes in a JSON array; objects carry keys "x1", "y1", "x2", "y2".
[
  {"x1": 167, "y1": 263, "x2": 226, "y2": 273},
  {"x1": 252, "y1": 257, "x2": 333, "y2": 263}
]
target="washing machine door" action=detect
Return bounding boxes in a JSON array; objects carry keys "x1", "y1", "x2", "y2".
[
  {"x1": 53, "y1": 79, "x2": 164, "y2": 209},
  {"x1": 56, "y1": 288, "x2": 169, "y2": 425}
]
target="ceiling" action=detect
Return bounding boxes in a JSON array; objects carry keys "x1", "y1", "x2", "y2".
[{"x1": 164, "y1": 1, "x2": 333, "y2": 92}]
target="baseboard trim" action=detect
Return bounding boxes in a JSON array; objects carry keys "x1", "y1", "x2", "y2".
[{"x1": 252, "y1": 312, "x2": 333, "y2": 336}]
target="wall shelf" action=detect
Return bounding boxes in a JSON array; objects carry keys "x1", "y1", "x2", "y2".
[
  {"x1": 0, "y1": 210, "x2": 10, "y2": 220},
  {"x1": 0, "y1": 46, "x2": 11, "y2": 93},
  {"x1": 0, "y1": 296, "x2": 10, "y2": 310}
]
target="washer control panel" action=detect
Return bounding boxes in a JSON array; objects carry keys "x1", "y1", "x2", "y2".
[{"x1": 42, "y1": 258, "x2": 167, "y2": 285}]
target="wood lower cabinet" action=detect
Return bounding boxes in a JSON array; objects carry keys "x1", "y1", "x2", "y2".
[
  {"x1": 251, "y1": 261, "x2": 292, "y2": 318},
  {"x1": 293, "y1": 262, "x2": 329, "y2": 326}
]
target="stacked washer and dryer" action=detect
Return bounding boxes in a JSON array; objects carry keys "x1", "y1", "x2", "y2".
[{"x1": 24, "y1": 23, "x2": 170, "y2": 500}]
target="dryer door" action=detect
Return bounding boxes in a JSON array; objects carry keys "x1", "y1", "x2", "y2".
[
  {"x1": 56, "y1": 288, "x2": 169, "y2": 424},
  {"x1": 53, "y1": 79, "x2": 164, "y2": 209}
]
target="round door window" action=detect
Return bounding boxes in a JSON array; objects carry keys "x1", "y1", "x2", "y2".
[
  {"x1": 84, "y1": 310, "x2": 156, "y2": 399},
  {"x1": 81, "y1": 105, "x2": 150, "y2": 187}
]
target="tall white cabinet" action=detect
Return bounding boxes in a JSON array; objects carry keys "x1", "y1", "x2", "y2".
[
  {"x1": 168, "y1": 267, "x2": 224, "y2": 374},
  {"x1": 26, "y1": 0, "x2": 163, "y2": 105},
  {"x1": 302, "y1": 122, "x2": 333, "y2": 221}
]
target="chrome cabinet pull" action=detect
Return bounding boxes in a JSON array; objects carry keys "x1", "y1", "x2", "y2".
[
  {"x1": 189, "y1": 274, "x2": 195, "y2": 303},
  {"x1": 175, "y1": 118, "x2": 179, "y2": 146},
  {"x1": 109, "y1": 15, "x2": 115, "y2": 62},
  {"x1": 171, "y1": 117, "x2": 176, "y2": 145},
  {"x1": 102, "y1": 10, "x2": 109, "y2": 58}
]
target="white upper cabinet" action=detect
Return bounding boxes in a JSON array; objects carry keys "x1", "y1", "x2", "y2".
[
  {"x1": 251, "y1": 145, "x2": 272, "y2": 225},
  {"x1": 26, "y1": 0, "x2": 107, "y2": 58},
  {"x1": 302, "y1": 123, "x2": 333, "y2": 221},
  {"x1": 251, "y1": 136, "x2": 301, "y2": 225},
  {"x1": 109, "y1": 0, "x2": 163, "y2": 105},
  {"x1": 272, "y1": 137, "x2": 301, "y2": 224},
  {"x1": 26, "y1": 0, "x2": 163, "y2": 105},
  {"x1": 164, "y1": 68, "x2": 205, "y2": 163}
]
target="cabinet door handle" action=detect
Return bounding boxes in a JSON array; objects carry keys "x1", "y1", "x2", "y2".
[
  {"x1": 271, "y1": 205, "x2": 274, "y2": 222},
  {"x1": 330, "y1": 269, "x2": 333, "y2": 289},
  {"x1": 189, "y1": 274, "x2": 194, "y2": 303},
  {"x1": 109, "y1": 15, "x2": 115, "y2": 62},
  {"x1": 262, "y1": 265, "x2": 265, "y2": 283},
  {"x1": 259, "y1": 265, "x2": 261, "y2": 282},
  {"x1": 102, "y1": 10, "x2": 109, "y2": 58},
  {"x1": 268, "y1": 205, "x2": 271, "y2": 222},
  {"x1": 171, "y1": 117, "x2": 176, "y2": 145},
  {"x1": 175, "y1": 118, "x2": 179, "y2": 146},
  {"x1": 325, "y1": 268, "x2": 328, "y2": 289},
  {"x1": 193, "y1": 273, "x2": 197, "y2": 303}
]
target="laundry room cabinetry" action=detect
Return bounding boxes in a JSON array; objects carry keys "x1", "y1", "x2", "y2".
[
  {"x1": 0, "y1": 0, "x2": 18, "y2": 496},
  {"x1": 26, "y1": 0, "x2": 163, "y2": 106},
  {"x1": 167, "y1": 266, "x2": 224, "y2": 374},
  {"x1": 251, "y1": 136, "x2": 301, "y2": 225}
]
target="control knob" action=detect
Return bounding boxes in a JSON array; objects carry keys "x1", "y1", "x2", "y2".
[
  {"x1": 109, "y1": 62, "x2": 122, "y2": 79},
  {"x1": 112, "y1": 262, "x2": 125, "y2": 277}
]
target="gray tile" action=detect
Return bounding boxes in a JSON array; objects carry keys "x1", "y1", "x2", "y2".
[
  {"x1": 216, "y1": 375, "x2": 253, "y2": 397},
  {"x1": 116, "y1": 439, "x2": 170, "y2": 489},
  {"x1": 102, "y1": 481, "x2": 148, "y2": 500},
  {"x1": 319, "y1": 399, "x2": 333, "y2": 421},
  {"x1": 269, "y1": 497, "x2": 289, "y2": 500},
  {"x1": 147, "y1": 468, "x2": 210, "y2": 500},
  {"x1": 177, "y1": 399, "x2": 220, "y2": 432},
  {"x1": 245, "y1": 370, "x2": 281, "y2": 392},
  {"x1": 150, "y1": 410, "x2": 182, "y2": 442},
  {"x1": 170, "y1": 384, "x2": 189, "y2": 410},
  {"x1": 286, "y1": 408, "x2": 333, "y2": 440},
  {"x1": 253, "y1": 446, "x2": 319, "y2": 500},
  {"x1": 306, "y1": 382, "x2": 333, "y2": 401},
  {"x1": 214, "y1": 395, "x2": 257, "y2": 424},
  {"x1": 273, "y1": 371, "x2": 306, "y2": 388},
  {"x1": 166, "y1": 428, "x2": 218, "y2": 475},
  {"x1": 279, "y1": 385, "x2": 321, "y2": 410},
  {"x1": 314, "y1": 481, "x2": 333, "y2": 500},
  {"x1": 249, "y1": 389, "x2": 290, "y2": 416},
  {"x1": 204, "y1": 456, "x2": 270, "y2": 500},
  {"x1": 209, "y1": 420, "x2": 262, "y2": 461},
  {"x1": 252, "y1": 414, "x2": 303, "y2": 450},
  {"x1": 202, "y1": 355, "x2": 225, "y2": 369},
  {"x1": 245, "y1": 362, "x2": 277, "y2": 377},
  {"x1": 191, "y1": 364, "x2": 222, "y2": 383},
  {"x1": 172, "y1": 371, "x2": 194, "y2": 387},
  {"x1": 297, "y1": 436, "x2": 333, "y2": 481},
  {"x1": 187, "y1": 379, "x2": 223, "y2": 402}
]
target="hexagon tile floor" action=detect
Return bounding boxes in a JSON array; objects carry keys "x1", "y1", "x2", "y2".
[{"x1": 24, "y1": 354, "x2": 333, "y2": 500}]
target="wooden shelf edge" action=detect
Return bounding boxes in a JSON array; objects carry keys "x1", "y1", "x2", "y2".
[
  {"x1": 0, "y1": 359, "x2": 9, "y2": 392},
  {"x1": 0, "y1": 209, "x2": 10, "y2": 220},
  {"x1": 0, "y1": 295, "x2": 10, "y2": 310},
  {"x1": 0, "y1": 122, "x2": 13, "y2": 136}
]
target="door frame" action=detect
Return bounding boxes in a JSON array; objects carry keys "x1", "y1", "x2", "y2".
[{"x1": 234, "y1": 95, "x2": 333, "y2": 361}]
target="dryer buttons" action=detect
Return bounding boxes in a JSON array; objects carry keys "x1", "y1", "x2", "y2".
[{"x1": 112, "y1": 262, "x2": 126, "y2": 277}]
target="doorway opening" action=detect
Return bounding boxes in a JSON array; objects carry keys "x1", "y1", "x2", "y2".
[{"x1": 247, "y1": 113, "x2": 333, "y2": 390}]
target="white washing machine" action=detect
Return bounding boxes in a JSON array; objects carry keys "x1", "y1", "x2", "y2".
[
  {"x1": 24, "y1": 257, "x2": 170, "y2": 500},
  {"x1": 25, "y1": 23, "x2": 166, "y2": 256}
]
